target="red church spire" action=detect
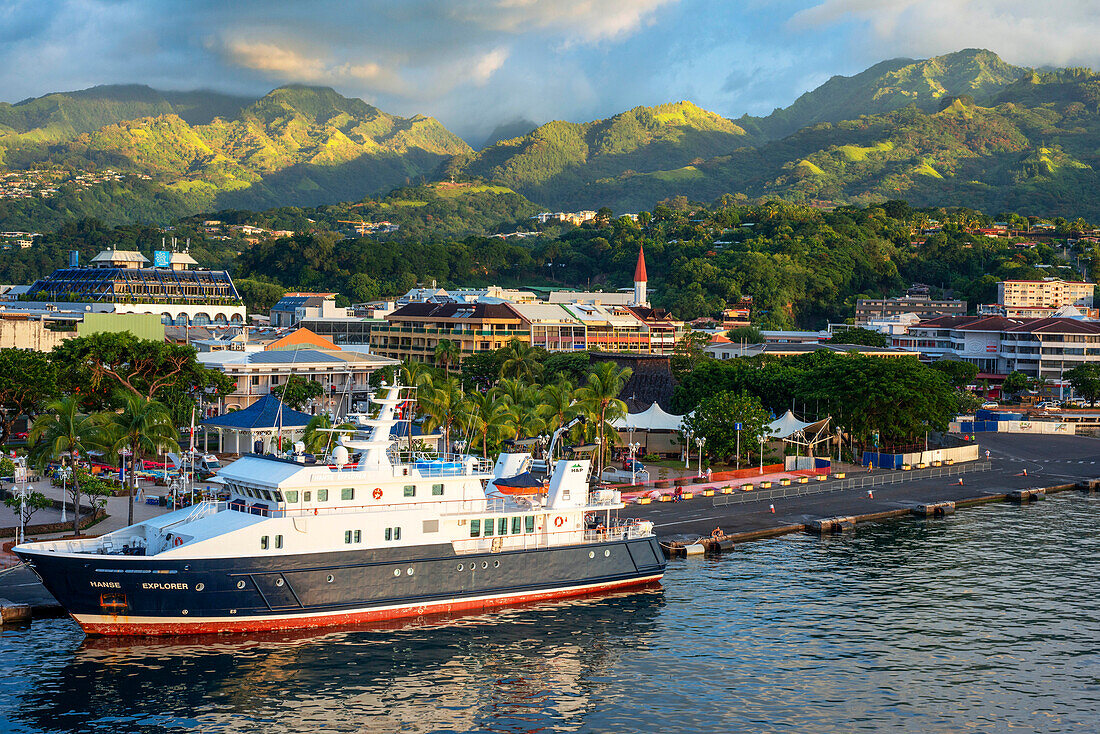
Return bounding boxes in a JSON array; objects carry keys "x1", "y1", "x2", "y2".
[{"x1": 633, "y1": 244, "x2": 647, "y2": 283}]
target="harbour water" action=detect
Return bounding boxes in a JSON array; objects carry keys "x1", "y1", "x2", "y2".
[{"x1": 1, "y1": 494, "x2": 1097, "y2": 733}]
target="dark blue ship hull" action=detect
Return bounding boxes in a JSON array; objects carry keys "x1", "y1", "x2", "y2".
[{"x1": 17, "y1": 536, "x2": 665, "y2": 635}]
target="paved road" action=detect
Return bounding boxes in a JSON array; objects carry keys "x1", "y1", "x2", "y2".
[{"x1": 623, "y1": 433, "x2": 1100, "y2": 541}]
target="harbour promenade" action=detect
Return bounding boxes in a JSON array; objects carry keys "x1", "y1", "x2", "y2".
[
  {"x1": 1, "y1": 432, "x2": 1097, "y2": 619},
  {"x1": 622, "y1": 432, "x2": 1100, "y2": 542}
]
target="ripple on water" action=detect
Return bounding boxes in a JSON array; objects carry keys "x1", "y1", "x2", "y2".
[{"x1": 0, "y1": 495, "x2": 1098, "y2": 734}]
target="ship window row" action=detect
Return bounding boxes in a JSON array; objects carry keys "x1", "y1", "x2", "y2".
[
  {"x1": 403, "y1": 483, "x2": 445, "y2": 498},
  {"x1": 260, "y1": 534, "x2": 284, "y2": 550},
  {"x1": 345, "y1": 529, "x2": 362, "y2": 544},
  {"x1": 469, "y1": 515, "x2": 536, "y2": 538},
  {"x1": 384, "y1": 527, "x2": 402, "y2": 541}
]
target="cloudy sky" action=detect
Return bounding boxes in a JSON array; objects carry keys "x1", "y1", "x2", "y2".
[{"x1": 1, "y1": 0, "x2": 1098, "y2": 142}]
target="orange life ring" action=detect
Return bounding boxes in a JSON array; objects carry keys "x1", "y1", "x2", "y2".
[
  {"x1": 173, "y1": 536, "x2": 183, "y2": 547},
  {"x1": 372, "y1": 488, "x2": 383, "y2": 500},
  {"x1": 554, "y1": 516, "x2": 564, "y2": 528}
]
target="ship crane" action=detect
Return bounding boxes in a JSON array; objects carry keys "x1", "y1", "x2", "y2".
[{"x1": 545, "y1": 413, "x2": 586, "y2": 480}]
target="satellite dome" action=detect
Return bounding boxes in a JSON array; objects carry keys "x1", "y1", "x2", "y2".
[{"x1": 332, "y1": 445, "x2": 349, "y2": 468}]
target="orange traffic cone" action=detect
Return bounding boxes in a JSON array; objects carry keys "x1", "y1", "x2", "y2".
[
  {"x1": 867, "y1": 489, "x2": 874, "y2": 499},
  {"x1": 769, "y1": 504, "x2": 775, "y2": 514}
]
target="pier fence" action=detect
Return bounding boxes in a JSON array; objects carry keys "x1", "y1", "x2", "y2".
[{"x1": 712, "y1": 461, "x2": 993, "y2": 507}]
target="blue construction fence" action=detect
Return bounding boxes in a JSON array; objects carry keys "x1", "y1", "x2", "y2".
[
  {"x1": 959, "y1": 410, "x2": 1025, "y2": 434},
  {"x1": 861, "y1": 452, "x2": 906, "y2": 469}
]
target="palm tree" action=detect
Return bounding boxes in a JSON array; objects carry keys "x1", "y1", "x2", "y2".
[
  {"x1": 499, "y1": 339, "x2": 544, "y2": 382},
  {"x1": 538, "y1": 380, "x2": 578, "y2": 455},
  {"x1": 460, "y1": 392, "x2": 513, "y2": 458},
  {"x1": 575, "y1": 361, "x2": 632, "y2": 475},
  {"x1": 27, "y1": 396, "x2": 99, "y2": 536},
  {"x1": 421, "y1": 377, "x2": 465, "y2": 455},
  {"x1": 494, "y1": 377, "x2": 533, "y2": 408},
  {"x1": 433, "y1": 339, "x2": 461, "y2": 376},
  {"x1": 95, "y1": 393, "x2": 180, "y2": 527},
  {"x1": 301, "y1": 414, "x2": 355, "y2": 456}
]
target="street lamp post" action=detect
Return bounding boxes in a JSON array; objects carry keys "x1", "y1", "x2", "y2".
[
  {"x1": 758, "y1": 434, "x2": 766, "y2": 475},
  {"x1": 628, "y1": 441, "x2": 640, "y2": 486},
  {"x1": 695, "y1": 437, "x2": 705, "y2": 477},
  {"x1": 60, "y1": 458, "x2": 67, "y2": 524},
  {"x1": 684, "y1": 430, "x2": 693, "y2": 468}
]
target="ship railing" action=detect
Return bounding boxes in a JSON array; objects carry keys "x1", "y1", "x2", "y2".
[
  {"x1": 451, "y1": 521, "x2": 652, "y2": 555},
  {"x1": 276, "y1": 496, "x2": 505, "y2": 518},
  {"x1": 162, "y1": 500, "x2": 224, "y2": 529}
]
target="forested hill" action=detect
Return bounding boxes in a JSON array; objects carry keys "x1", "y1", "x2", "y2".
[
  {"x1": 0, "y1": 85, "x2": 471, "y2": 228},
  {"x1": 6, "y1": 50, "x2": 1100, "y2": 229},
  {"x1": 737, "y1": 49, "x2": 1027, "y2": 140},
  {"x1": 444, "y1": 101, "x2": 748, "y2": 210}
]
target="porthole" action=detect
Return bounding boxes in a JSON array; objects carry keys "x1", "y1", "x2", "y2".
[
  {"x1": 393, "y1": 569, "x2": 401, "y2": 577},
  {"x1": 493, "y1": 561, "x2": 500, "y2": 568},
  {"x1": 184, "y1": 565, "x2": 191, "y2": 571},
  {"x1": 182, "y1": 609, "x2": 189, "y2": 615},
  {"x1": 457, "y1": 564, "x2": 464, "y2": 571},
  {"x1": 604, "y1": 549, "x2": 610, "y2": 557},
  {"x1": 406, "y1": 567, "x2": 414, "y2": 576},
  {"x1": 275, "y1": 578, "x2": 285, "y2": 587},
  {"x1": 481, "y1": 561, "x2": 488, "y2": 569},
  {"x1": 236, "y1": 580, "x2": 246, "y2": 589},
  {"x1": 195, "y1": 583, "x2": 205, "y2": 591},
  {"x1": 326, "y1": 574, "x2": 334, "y2": 583},
  {"x1": 589, "y1": 551, "x2": 595, "y2": 559}
]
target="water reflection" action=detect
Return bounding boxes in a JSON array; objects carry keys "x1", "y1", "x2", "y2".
[{"x1": 14, "y1": 589, "x2": 665, "y2": 734}]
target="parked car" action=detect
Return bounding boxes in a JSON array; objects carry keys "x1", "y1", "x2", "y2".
[
  {"x1": 1036, "y1": 401, "x2": 1061, "y2": 410},
  {"x1": 622, "y1": 459, "x2": 645, "y2": 472},
  {"x1": 980, "y1": 401, "x2": 999, "y2": 409}
]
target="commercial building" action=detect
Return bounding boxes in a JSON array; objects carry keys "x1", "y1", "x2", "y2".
[
  {"x1": 896, "y1": 314, "x2": 1100, "y2": 389},
  {"x1": 199, "y1": 346, "x2": 397, "y2": 416},
  {"x1": 0, "y1": 311, "x2": 164, "y2": 350},
  {"x1": 269, "y1": 293, "x2": 345, "y2": 328},
  {"x1": 370, "y1": 302, "x2": 530, "y2": 364},
  {"x1": 705, "y1": 342, "x2": 918, "y2": 360},
  {"x1": 9, "y1": 248, "x2": 244, "y2": 326},
  {"x1": 998, "y1": 278, "x2": 1093, "y2": 310},
  {"x1": 855, "y1": 295, "x2": 966, "y2": 325}
]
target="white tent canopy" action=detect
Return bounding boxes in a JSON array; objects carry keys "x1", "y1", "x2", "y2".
[
  {"x1": 612, "y1": 402, "x2": 685, "y2": 431},
  {"x1": 767, "y1": 410, "x2": 815, "y2": 439},
  {"x1": 767, "y1": 410, "x2": 832, "y2": 455}
]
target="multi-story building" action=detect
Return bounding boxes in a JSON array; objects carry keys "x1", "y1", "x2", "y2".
[
  {"x1": 269, "y1": 293, "x2": 344, "y2": 328},
  {"x1": 12, "y1": 248, "x2": 245, "y2": 326},
  {"x1": 198, "y1": 346, "x2": 397, "y2": 415},
  {"x1": 897, "y1": 315, "x2": 1100, "y2": 389},
  {"x1": 509, "y1": 303, "x2": 587, "y2": 352},
  {"x1": 560, "y1": 302, "x2": 650, "y2": 353},
  {"x1": 370, "y1": 302, "x2": 530, "y2": 364},
  {"x1": 855, "y1": 295, "x2": 967, "y2": 325},
  {"x1": 997, "y1": 278, "x2": 1093, "y2": 310}
]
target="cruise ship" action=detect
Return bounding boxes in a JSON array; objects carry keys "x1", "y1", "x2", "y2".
[{"x1": 14, "y1": 385, "x2": 665, "y2": 635}]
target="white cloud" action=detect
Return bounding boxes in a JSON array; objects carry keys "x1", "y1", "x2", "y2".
[
  {"x1": 458, "y1": 0, "x2": 678, "y2": 42},
  {"x1": 790, "y1": 0, "x2": 1100, "y2": 68}
]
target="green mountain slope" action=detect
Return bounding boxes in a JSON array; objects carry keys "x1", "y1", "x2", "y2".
[
  {"x1": 449, "y1": 101, "x2": 747, "y2": 210},
  {"x1": 738, "y1": 49, "x2": 1028, "y2": 140},
  {"x1": 0, "y1": 85, "x2": 472, "y2": 223},
  {"x1": 0, "y1": 84, "x2": 250, "y2": 145}
]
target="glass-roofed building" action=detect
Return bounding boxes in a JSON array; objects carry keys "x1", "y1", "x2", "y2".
[{"x1": 19, "y1": 249, "x2": 246, "y2": 326}]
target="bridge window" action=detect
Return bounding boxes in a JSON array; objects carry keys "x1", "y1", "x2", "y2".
[
  {"x1": 394, "y1": 527, "x2": 401, "y2": 541},
  {"x1": 260, "y1": 536, "x2": 269, "y2": 550},
  {"x1": 345, "y1": 530, "x2": 353, "y2": 544},
  {"x1": 341, "y1": 488, "x2": 354, "y2": 501},
  {"x1": 470, "y1": 519, "x2": 480, "y2": 537},
  {"x1": 404, "y1": 484, "x2": 416, "y2": 497},
  {"x1": 525, "y1": 516, "x2": 535, "y2": 533},
  {"x1": 275, "y1": 535, "x2": 283, "y2": 549},
  {"x1": 285, "y1": 491, "x2": 299, "y2": 503},
  {"x1": 498, "y1": 518, "x2": 507, "y2": 535},
  {"x1": 511, "y1": 517, "x2": 521, "y2": 534},
  {"x1": 385, "y1": 528, "x2": 392, "y2": 541},
  {"x1": 354, "y1": 530, "x2": 361, "y2": 543},
  {"x1": 304, "y1": 491, "x2": 311, "y2": 502},
  {"x1": 483, "y1": 518, "x2": 494, "y2": 536},
  {"x1": 317, "y1": 489, "x2": 328, "y2": 502},
  {"x1": 432, "y1": 483, "x2": 444, "y2": 496}
]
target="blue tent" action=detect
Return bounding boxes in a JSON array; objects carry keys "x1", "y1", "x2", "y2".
[{"x1": 202, "y1": 393, "x2": 313, "y2": 431}]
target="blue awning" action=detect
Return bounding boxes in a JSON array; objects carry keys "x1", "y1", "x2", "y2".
[{"x1": 202, "y1": 393, "x2": 313, "y2": 431}]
